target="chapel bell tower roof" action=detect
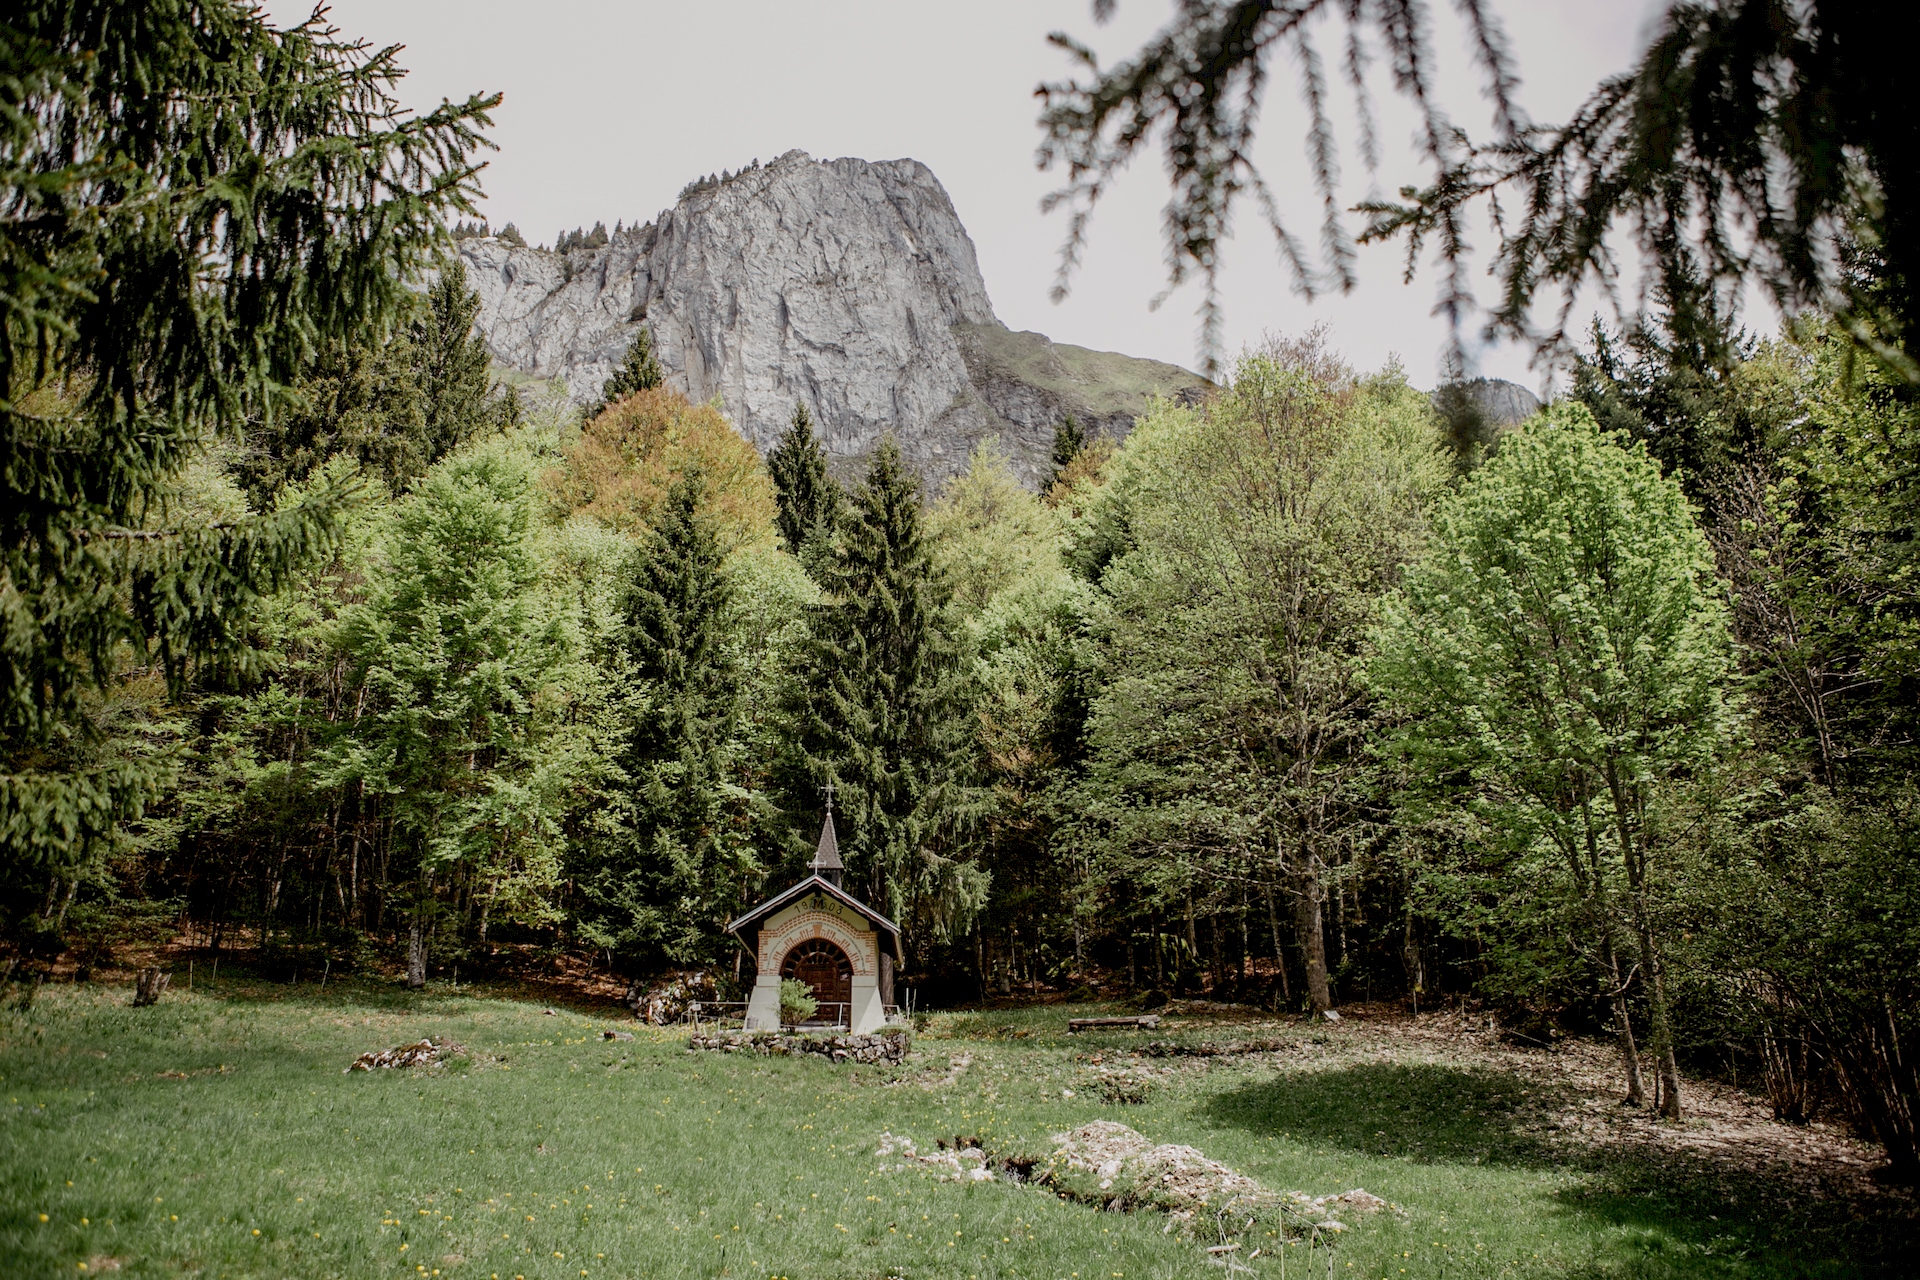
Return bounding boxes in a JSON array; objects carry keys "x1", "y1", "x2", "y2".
[{"x1": 810, "y1": 796, "x2": 843, "y2": 887}]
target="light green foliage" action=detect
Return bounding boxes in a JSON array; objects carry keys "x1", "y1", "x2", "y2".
[
  {"x1": 1072, "y1": 347, "x2": 1447, "y2": 1006},
  {"x1": 1372, "y1": 403, "x2": 1735, "y2": 1114},
  {"x1": 930, "y1": 439, "x2": 1068, "y2": 616},
  {"x1": 931, "y1": 441, "x2": 1092, "y2": 978},
  {"x1": 726, "y1": 545, "x2": 819, "y2": 814},
  {"x1": 338, "y1": 443, "x2": 575, "y2": 933},
  {"x1": 786, "y1": 441, "x2": 989, "y2": 940},
  {"x1": 778, "y1": 976, "x2": 819, "y2": 1024}
]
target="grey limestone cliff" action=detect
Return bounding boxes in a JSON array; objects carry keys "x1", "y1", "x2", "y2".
[{"x1": 459, "y1": 150, "x2": 1206, "y2": 487}]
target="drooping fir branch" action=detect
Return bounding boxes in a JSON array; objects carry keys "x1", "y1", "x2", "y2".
[{"x1": 2, "y1": 0, "x2": 498, "y2": 872}]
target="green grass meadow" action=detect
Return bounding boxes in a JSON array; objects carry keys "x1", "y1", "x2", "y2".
[{"x1": 0, "y1": 980, "x2": 1903, "y2": 1279}]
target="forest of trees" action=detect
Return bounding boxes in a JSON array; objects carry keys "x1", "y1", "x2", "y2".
[{"x1": 3, "y1": 0, "x2": 1914, "y2": 1180}]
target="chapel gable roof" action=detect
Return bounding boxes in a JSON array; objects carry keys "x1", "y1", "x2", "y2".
[{"x1": 725, "y1": 874, "x2": 901, "y2": 961}]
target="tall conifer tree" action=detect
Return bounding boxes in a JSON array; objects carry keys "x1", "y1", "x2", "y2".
[
  {"x1": 1046, "y1": 414, "x2": 1085, "y2": 489},
  {"x1": 0, "y1": 2, "x2": 494, "y2": 889},
  {"x1": 590, "y1": 327, "x2": 664, "y2": 417},
  {"x1": 787, "y1": 440, "x2": 986, "y2": 941},
  {"x1": 767, "y1": 403, "x2": 841, "y2": 565},
  {"x1": 577, "y1": 472, "x2": 753, "y2": 963},
  {"x1": 234, "y1": 260, "x2": 508, "y2": 506},
  {"x1": 415, "y1": 260, "x2": 509, "y2": 461}
]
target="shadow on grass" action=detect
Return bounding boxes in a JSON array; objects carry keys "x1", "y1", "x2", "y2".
[{"x1": 1204, "y1": 1061, "x2": 1913, "y2": 1278}]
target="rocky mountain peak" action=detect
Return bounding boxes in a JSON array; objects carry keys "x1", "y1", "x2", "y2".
[{"x1": 460, "y1": 150, "x2": 1206, "y2": 486}]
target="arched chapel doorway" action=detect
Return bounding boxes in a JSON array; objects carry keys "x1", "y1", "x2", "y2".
[{"x1": 780, "y1": 937, "x2": 853, "y2": 1010}]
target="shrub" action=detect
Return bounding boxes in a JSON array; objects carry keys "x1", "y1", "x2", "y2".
[{"x1": 778, "y1": 978, "x2": 818, "y2": 1025}]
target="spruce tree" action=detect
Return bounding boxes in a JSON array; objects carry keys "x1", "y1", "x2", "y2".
[
  {"x1": 578, "y1": 472, "x2": 751, "y2": 963},
  {"x1": 767, "y1": 402, "x2": 842, "y2": 564},
  {"x1": 1046, "y1": 414, "x2": 1086, "y2": 489},
  {"x1": 234, "y1": 260, "x2": 510, "y2": 505},
  {"x1": 1, "y1": 2, "x2": 494, "y2": 888},
  {"x1": 590, "y1": 327, "x2": 664, "y2": 417},
  {"x1": 787, "y1": 440, "x2": 987, "y2": 938},
  {"x1": 415, "y1": 259, "x2": 507, "y2": 463}
]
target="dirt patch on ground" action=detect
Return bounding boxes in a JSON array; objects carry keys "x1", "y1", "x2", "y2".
[{"x1": 1143, "y1": 1004, "x2": 1908, "y2": 1212}]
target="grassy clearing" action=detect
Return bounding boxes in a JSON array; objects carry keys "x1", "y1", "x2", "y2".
[{"x1": 0, "y1": 981, "x2": 1903, "y2": 1279}]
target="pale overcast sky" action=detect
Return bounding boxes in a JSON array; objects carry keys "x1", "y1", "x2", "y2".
[{"x1": 269, "y1": 1, "x2": 1674, "y2": 392}]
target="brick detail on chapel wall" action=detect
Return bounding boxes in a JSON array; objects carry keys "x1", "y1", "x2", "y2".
[{"x1": 757, "y1": 911, "x2": 876, "y2": 977}]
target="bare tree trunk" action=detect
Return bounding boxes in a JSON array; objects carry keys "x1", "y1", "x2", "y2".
[
  {"x1": 1237, "y1": 895, "x2": 1250, "y2": 986},
  {"x1": 1334, "y1": 881, "x2": 1348, "y2": 969},
  {"x1": 1633, "y1": 915, "x2": 1684, "y2": 1119},
  {"x1": 406, "y1": 913, "x2": 427, "y2": 989},
  {"x1": 1603, "y1": 931, "x2": 1648, "y2": 1107},
  {"x1": 52, "y1": 878, "x2": 79, "y2": 929},
  {"x1": 1295, "y1": 873, "x2": 1331, "y2": 1014},
  {"x1": 1183, "y1": 895, "x2": 1198, "y2": 990},
  {"x1": 1266, "y1": 885, "x2": 1291, "y2": 1004},
  {"x1": 1207, "y1": 912, "x2": 1224, "y2": 995},
  {"x1": 1402, "y1": 892, "x2": 1424, "y2": 1013}
]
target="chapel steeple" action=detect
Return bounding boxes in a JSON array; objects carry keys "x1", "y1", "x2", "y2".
[{"x1": 810, "y1": 787, "x2": 843, "y2": 887}]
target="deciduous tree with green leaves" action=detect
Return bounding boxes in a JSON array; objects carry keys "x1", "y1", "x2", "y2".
[
  {"x1": 1072, "y1": 341, "x2": 1445, "y2": 1011},
  {"x1": 337, "y1": 445, "x2": 573, "y2": 986},
  {"x1": 1372, "y1": 404, "x2": 1737, "y2": 1117}
]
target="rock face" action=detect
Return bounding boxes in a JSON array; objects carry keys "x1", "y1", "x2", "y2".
[
  {"x1": 459, "y1": 150, "x2": 1207, "y2": 487},
  {"x1": 1430, "y1": 377, "x2": 1542, "y2": 433}
]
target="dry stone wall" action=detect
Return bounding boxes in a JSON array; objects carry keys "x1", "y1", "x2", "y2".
[{"x1": 687, "y1": 1027, "x2": 910, "y2": 1064}]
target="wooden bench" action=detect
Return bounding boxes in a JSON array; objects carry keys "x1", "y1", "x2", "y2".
[{"x1": 1067, "y1": 1015, "x2": 1161, "y2": 1033}]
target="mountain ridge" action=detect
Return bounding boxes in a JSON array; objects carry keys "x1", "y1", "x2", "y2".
[{"x1": 459, "y1": 150, "x2": 1208, "y2": 486}]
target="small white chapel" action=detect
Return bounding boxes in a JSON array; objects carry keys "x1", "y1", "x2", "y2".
[{"x1": 727, "y1": 800, "x2": 902, "y2": 1034}]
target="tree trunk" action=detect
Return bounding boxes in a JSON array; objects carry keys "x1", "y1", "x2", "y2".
[
  {"x1": 1295, "y1": 873, "x2": 1331, "y2": 1014},
  {"x1": 1208, "y1": 912, "x2": 1224, "y2": 995},
  {"x1": 406, "y1": 915, "x2": 427, "y2": 989},
  {"x1": 52, "y1": 877, "x2": 78, "y2": 929},
  {"x1": 1183, "y1": 895, "x2": 1199, "y2": 991},
  {"x1": 1602, "y1": 930, "x2": 1648, "y2": 1107},
  {"x1": 1633, "y1": 914, "x2": 1684, "y2": 1119},
  {"x1": 1404, "y1": 923, "x2": 1424, "y2": 1011},
  {"x1": 1266, "y1": 886, "x2": 1291, "y2": 1004}
]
